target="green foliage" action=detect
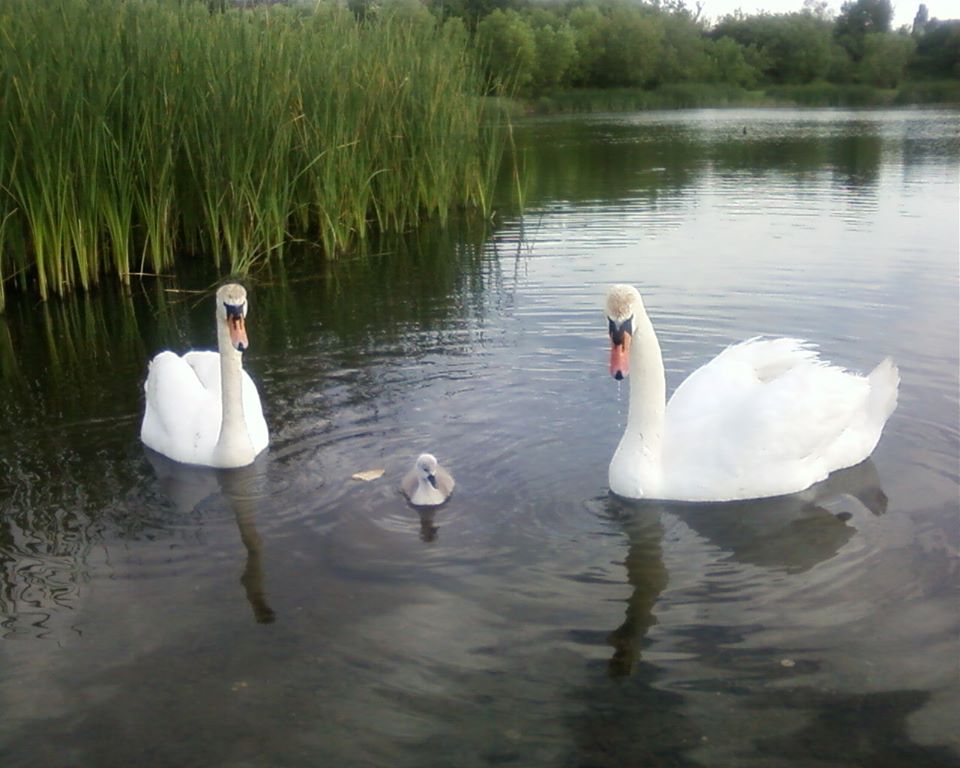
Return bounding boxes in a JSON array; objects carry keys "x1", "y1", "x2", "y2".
[
  {"x1": 655, "y1": 11, "x2": 713, "y2": 85},
  {"x1": 910, "y1": 20, "x2": 960, "y2": 79},
  {"x1": 893, "y1": 78, "x2": 960, "y2": 103},
  {"x1": 835, "y1": 0, "x2": 894, "y2": 61},
  {"x1": 595, "y1": 3, "x2": 664, "y2": 87},
  {"x1": 0, "y1": 0, "x2": 507, "y2": 308},
  {"x1": 708, "y1": 37, "x2": 762, "y2": 87},
  {"x1": 529, "y1": 84, "x2": 766, "y2": 114},
  {"x1": 532, "y1": 23, "x2": 578, "y2": 90},
  {"x1": 477, "y1": 9, "x2": 537, "y2": 91},
  {"x1": 857, "y1": 32, "x2": 916, "y2": 86},
  {"x1": 567, "y1": 4, "x2": 608, "y2": 85},
  {"x1": 457, "y1": 0, "x2": 955, "y2": 100},
  {"x1": 713, "y1": 12, "x2": 837, "y2": 84}
]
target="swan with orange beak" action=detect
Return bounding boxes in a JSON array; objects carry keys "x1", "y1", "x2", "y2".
[
  {"x1": 141, "y1": 283, "x2": 269, "y2": 468},
  {"x1": 603, "y1": 284, "x2": 898, "y2": 501}
]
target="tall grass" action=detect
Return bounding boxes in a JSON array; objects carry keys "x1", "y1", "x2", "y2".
[{"x1": 0, "y1": 0, "x2": 506, "y2": 310}]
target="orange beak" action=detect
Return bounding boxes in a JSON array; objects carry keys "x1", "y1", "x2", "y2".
[
  {"x1": 609, "y1": 331, "x2": 631, "y2": 379},
  {"x1": 228, "y1": 314, "x2": 249, "y2": 352}
]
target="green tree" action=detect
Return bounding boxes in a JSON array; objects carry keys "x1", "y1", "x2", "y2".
[
  {"x1": 568, "y1": 4, "x2": 608, "y2": 85},
  {"x1": 599, "y1": 4, "x2": 664, "y2": 86},
  {"x1": 531, "y1": 23, "x2": 579, "y2": 90},
  {"x1": 708, "y1": 36, "x2": 761, "y2": 86},
  {"x1": 835, "y1": 0, "x2": 893, "y2": 61},
  {"x1": 655, "y1": 10, "x2": 712, "y2": 84},
  {"x1": 910, "y1": 19, "x2": 960, "y2": 78},
  {"x1": 713, "y1": 12, "x2": 837, "y2": 83},
  {"x1": 476, "y1": 9, "x2": 537, "y2": 91},
  {"x1": 857, "y1": 31, "x2": 915, "y2": 85}
]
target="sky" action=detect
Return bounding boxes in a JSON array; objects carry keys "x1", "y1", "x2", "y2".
[{"x1": 693, "y1": 0, "x2": 959, "y2": 29}]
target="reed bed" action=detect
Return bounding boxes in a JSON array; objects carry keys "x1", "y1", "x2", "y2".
[{"x1": 0, "y1": 0, "x2": 505, "y2": 310}]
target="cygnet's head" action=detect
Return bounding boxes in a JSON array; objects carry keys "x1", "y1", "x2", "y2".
[
  {"x1": 216, "y1": 283, "x2": 249, "y2": 353},
  {"x1": 415, "y1": 453, "x2": 440, "y2": 488},
  {"x1": 605, "y1": 284, "x2": 642, "y2": 381}
]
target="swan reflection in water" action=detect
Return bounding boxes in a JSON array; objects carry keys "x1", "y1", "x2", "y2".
[
  {"x1": 598, "y1": 459, "x2": 888, "y2": 678},
  {"x1": 143, "y1": 450, "x2": 276, "y2": 624},
  {"x1": 417, "y1": 508, "x2": 440, "y2": 543}
]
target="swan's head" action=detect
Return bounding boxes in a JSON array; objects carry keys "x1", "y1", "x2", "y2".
[
  {"x1": 414, "y1": 453, "x2": 440, "y2": 489},
  {"x1": 216, "y1": 283, "x2": 249, "y2": 353},
  {"x1": 605, "y1": 285, "x2": 641, "y2": 380}
]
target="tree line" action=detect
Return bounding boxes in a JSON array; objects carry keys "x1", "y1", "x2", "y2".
[{"x1": 341, "y1": 0, "x2": 959, "y2": 95}]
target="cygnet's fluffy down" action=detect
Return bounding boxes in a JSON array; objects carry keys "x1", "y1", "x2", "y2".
[{"x1": 401, "y1": 453, "x2": 455, "y2": 506}]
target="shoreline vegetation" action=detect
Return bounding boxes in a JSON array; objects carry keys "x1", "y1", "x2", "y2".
[
  {"x1": 516, "y1": 79, "x2": 960, "y2": 114},
  {"x1": 0, "y1": 0, "x2": 506, "y2": 311},
  {"x1": 1, "y1": 0, "x2": 957, "y2": 311}
]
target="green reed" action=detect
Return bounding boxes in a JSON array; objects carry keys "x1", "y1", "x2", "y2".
[{"x1": 0, "y1": 0, "x2": 506, "y2": 310}]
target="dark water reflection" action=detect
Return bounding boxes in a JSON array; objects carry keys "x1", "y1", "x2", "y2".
[{"x1": 1, "y1": 109, "x2": 957, "y2": 767}]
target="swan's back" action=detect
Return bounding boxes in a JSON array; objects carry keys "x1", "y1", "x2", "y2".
[{"x1": 662, "y1": 338, "x2": 898, "y2": 501}]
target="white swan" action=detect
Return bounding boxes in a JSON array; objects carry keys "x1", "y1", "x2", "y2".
[
  {"x1": 140, "y1": 283, "x2": 269, "y2": 468},
  {"x1": 401, "y1": 453, "x2": 455, "y2": 506},
  {"x1": 604, "y1": 284, "x2": 899, "y2": 502}
]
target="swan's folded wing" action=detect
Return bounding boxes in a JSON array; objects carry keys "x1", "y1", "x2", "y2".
[
  {"x1": 667, "y1": 337, "x2": 819, "y2": 418},
  {"x1": 141, "y1": 351, "x2": 219, "y2": 464},
  {"x1": 183, "y1": 350, "x2": 222, "y2": 391},
  {"x1": 400, "y1": 469, "x2": 419, "y2": 498},
  {"x1": 436, "y1": 466, "x2": 455, "y2": 497},
  {"x1": 665, "y1": 338, "x2": 872, "y2": 499},
  {"x1": 740, "y1": 362, "x2": 870, "y2": 468}
]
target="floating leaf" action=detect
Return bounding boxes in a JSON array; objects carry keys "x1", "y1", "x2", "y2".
[{"x1": 352, "y1": 468, "x2": 385, "y2": 482}]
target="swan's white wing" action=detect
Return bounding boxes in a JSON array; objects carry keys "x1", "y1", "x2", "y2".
[
  {"x1": 183, "y1": 350, "x2": 221, "y2": 391},
  {"x1": 435, "y1": 465, "x2": 456, "y2": 497},
  {"x1": 400, "y1": 469, "x2": 419, "y2": 499},
  {"x1": 141, "y1": 351, "x2": 222, "y2": 466},
  {"x1": 664, "y1": 338, "x2": 876, "y2": 500}
]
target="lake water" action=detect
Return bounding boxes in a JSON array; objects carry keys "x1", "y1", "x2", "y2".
[{"x1": 1, "y1": 108, "x2": 958, "y2": 767}]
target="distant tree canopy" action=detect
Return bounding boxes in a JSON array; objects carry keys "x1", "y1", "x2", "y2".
[
  {"x1": 834, "y1": 0, "x2": 893, "y2": 61},
  {"x1": 232, "y1": 0, "x2": 958, "y2": 95},
  {"x1": 455, "y1": 0, "x2": 955, "y2": 94},
  {"x1": 910, "y1": 17, "x2": 960, "y2": 77}
]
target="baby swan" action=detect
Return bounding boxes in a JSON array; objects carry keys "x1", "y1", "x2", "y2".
[{"x1": 401, "y1": 453, "x2": 455, "y2": 507}]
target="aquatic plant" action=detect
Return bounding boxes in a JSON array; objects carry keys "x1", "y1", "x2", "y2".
[{"x1": 0, "y1": 0, "x2": 506, "y2": 311}]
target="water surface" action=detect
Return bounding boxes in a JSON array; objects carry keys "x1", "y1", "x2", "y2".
[{"x1": 1, "y1": 108, "x2": 958, "y2": 767}]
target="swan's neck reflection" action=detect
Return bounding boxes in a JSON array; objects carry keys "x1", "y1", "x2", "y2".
[
  {"x1": 607, "y1": 507, "x2": 668, "y2": 679},
  {"x1": 145, "y1": 450, "x2": 275, "y2": 624},
  {"x1": 231, "y1": 489, "x2": 276, "y2": 624}
]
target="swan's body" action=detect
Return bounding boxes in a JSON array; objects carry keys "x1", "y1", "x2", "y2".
[
  {"x1": 401, "y1": 453, "x2": 455, "y2": 506},
  {"x1": 605, "y1": 285, "x2": 899, "y2": 502},
  {"x1": 140, "y1": 284, "x2": 268, "y2": 469}
]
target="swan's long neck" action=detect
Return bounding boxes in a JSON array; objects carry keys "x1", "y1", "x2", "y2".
[
  {"x1": 625, "y1": 309, "x2": 666, "y2": 461},
  {"x1": 215, "y1": 322, "x2": 255, "y2": 468}
]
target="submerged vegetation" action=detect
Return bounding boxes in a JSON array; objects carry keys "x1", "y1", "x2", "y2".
[{"x1": 0, "y1": 0, "x2": 505, "y2": 310}]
